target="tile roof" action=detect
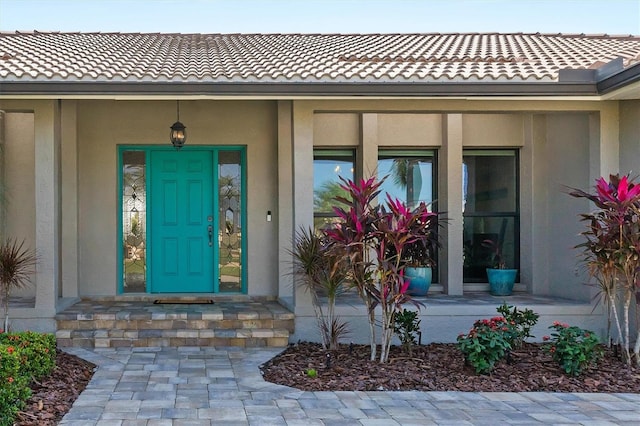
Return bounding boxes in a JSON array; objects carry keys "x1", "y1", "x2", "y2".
[{"x1": 1, "y1": 32, "x2": 640, "y2": 84}]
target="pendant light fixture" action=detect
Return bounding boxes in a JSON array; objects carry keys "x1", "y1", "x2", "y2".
[{"x1": 169, "y1": 100, "x2": 186, "y2": 149}]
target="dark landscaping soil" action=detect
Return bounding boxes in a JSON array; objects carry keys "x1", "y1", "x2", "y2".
[
  {"x1": 260, "y1": 341, "x2": 640, "y2": 393},
  {"x1": 15, "y1": 350, "x2": 95, "y2": 426}
]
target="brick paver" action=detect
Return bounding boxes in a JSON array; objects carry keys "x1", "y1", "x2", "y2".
[{"x1": 60, "y1": 347, "x2": 640, "y2": 425}]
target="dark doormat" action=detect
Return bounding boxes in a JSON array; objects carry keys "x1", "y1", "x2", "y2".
[{"x1": 153, "y1": 299, "x2": 214, "y2": 305}]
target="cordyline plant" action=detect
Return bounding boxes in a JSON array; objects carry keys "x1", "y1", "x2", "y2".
[
  {"x1": 0, "y1": 238, "x2": 37, "y2": 332},
  {"x1": 568, "y1": 174, "x2": 640, "y2": 365},
  {"x1": 324, "y1": 176, "x2": 382, "y2": 360},
  {"x1": 325, "y1": 176, "x2": 440, "y2": 363},
  {"x1": 290, "y1": 227, "x2": 349, "y2": 350}
]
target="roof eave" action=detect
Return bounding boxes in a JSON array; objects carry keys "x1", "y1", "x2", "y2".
[
  {"x1": 0, "y1": 81, "x2": 600, "y2": 98},
  {"x1": 597, "y1": 62, "x2": 640, "y2": 95}
]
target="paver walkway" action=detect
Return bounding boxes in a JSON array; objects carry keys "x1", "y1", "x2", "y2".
[{"x1": 60, "y1": 346, "x2": 640, "y2": 425}]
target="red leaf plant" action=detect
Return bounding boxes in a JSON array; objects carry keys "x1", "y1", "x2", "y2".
[
  {"x1": 325, "y1": 176, "x2": 443, "y2": 363},
  {"x1": 568, "y1": 173, "x2": 640, "y2": 366}
]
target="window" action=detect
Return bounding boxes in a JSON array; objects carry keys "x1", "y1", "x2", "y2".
[
  {"x1": 463, "y1": 150, "x2": 519, "y2": 282},
  {"x1": 313, "y1": 149, "x2": 355, "y2": 229},
  {"x1": 378, "y1": 150, "x2": 436, "y2": 208},
  {"x1": 122, "y1": 150, "x2": 147, "y2": 293},
  {"x1": 379, "y1": 150, "x2": 439, "y2": 280},
  {"x1": 218, "y1": 150, "x2": 244, "y2": 293}
]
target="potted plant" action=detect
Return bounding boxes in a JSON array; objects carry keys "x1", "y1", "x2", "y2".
[
  {"x1": 400, "y1": 203, "x2": 441, "y2": 296},
  {"x1": 482, "y1": 238, "x2": 517, "y2": 296}
]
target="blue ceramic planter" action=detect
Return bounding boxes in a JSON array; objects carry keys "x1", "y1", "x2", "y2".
[
  {"x1": 486, "y1": 268, "x2": 517, "y2": 296},
  {"x1": 405, "y1": 267, "x2": 432, "y2": 296}
]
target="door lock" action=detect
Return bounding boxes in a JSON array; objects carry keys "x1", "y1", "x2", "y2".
[{"x1": 208, "y1": 225, "x2": 213, "y2": 247}]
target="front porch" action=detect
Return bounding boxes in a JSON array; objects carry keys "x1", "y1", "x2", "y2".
[{"x1": 7, "y1": 291, "x2": 604, "y2": 347}]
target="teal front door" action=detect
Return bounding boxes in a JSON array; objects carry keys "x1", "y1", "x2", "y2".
[{"x1": 150, "y1": 151, "x2": 214, "y2": 293}]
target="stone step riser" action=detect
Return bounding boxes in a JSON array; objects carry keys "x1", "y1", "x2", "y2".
[
  {"x1": 56, "y1": 320, "x2": 294, "y2": 347},
  {"x1": 55, "y1": 299, "x2": 294, "y2": 349},
  {"x1": 56, "y1": 319, "x2": 295, "y2": 331},
  {"x1": 56, "y1": 336, "x2": 290, "y2": 348},
  {"x1": 56, "y1": 319, "x2": 294, "y2": 348},
  {"x1": 56, "y1": 329, "x2": 292, "y2": 348},
  {"x1": 56, "y1": 328, "x2": 291, "y2": 339}
]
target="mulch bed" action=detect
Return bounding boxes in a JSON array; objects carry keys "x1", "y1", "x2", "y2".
[
  {"x1": 15, "y1": 350, "x2": 96, "y2": 426},
  {"x1": 260, "y1": 341, "x2": 640, "y2": 392}
]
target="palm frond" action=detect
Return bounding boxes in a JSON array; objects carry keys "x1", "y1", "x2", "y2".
[{"x1": 0, "y1": 238, "x2": 37, "y2": 290}]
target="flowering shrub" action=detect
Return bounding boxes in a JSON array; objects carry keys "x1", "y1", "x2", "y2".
[
  {"x1": 0, "y1": 332, "x2": 56, "y2": 425},
  {"x1": 543, "y1": 322, "x2": 602, "y2": 376},
  {"x1": 457, "y1": 316, "x2": 518, "y2": 374},
  {"x1": 0, "y1": 344, "x2": 30, "y2": 426},
  {"x1": 496, "y1": 302, "x2": 539, "y2": 348},
  {"x1": 0, "y1": 331, "x2": 56, "y2": 379}
]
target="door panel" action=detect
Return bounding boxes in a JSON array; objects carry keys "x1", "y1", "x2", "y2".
[{"x1": 150, "y1": 151, "x2": 214, "y2": 293}]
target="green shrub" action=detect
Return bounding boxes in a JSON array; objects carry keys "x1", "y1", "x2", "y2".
[
  {"x1": 0, "y1": 344, "x2": 31, "y2": 426},
  {"x1": 0, "y1": 331, "x2": 56, "y2": 380},
  {"x1": 543, "y1": 322, "x2": 602, "y2": 376},
  {"x1": 496, "y1": 302, "x2": 539, "y2": 348},
  {"x1": 457, "y1": 316, "x2": 518, "y2": 374},
  {"x1": 0, "y1": 332, "x2": 56, "y2": 425},
  {"x1": 393, "y1": 308, "x2": 421, "y2": 356}
]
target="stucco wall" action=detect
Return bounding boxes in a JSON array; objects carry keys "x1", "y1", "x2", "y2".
[
  {"x1": 620, "y1": 100, "x2": 640, "y2": 175},
  {"x1": 3, "y1": 112, "x2": 36, "y2": 298},
  {"x1": 462, "y1": 113, "x2": 524, "y2": 147},
  {"x1": 76, "y1": 100, "x2": 278, "y2": 296},
  {"x1": 313, "y1": 113, "x2": 359, "y2": 146},
  {"x1": 377, "y1": 113, "x2": 443, "y2": 146},
  {"x1": 539, "y1": 113, "x2": 591, "y2": 301}
]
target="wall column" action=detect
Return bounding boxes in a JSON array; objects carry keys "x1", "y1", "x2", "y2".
[
  {"x1": 441, "y1": 114, "x2": 464, "y2": 295},
  {"x1": 291, "y1": 101, "x2": 315, "y2": 311},
  {"x1": 529, "y1": 114, "x2": 550, "y2": 295},
  {"x1": 590, "y1": 103, "x2": 620, "y2": 181},
  {"x1": 34, "y1": 101, "x2": 60, "y2": 313},
  {"x1": 277, "y1": 100, "x2": 294, "y2": 307},
  {"x1": 361, "y1": 114, "x2": 378, "y2": 177},
  {"x1": 61, "y1": 101, "x2": 79, "y2": 299},
  {"x1": 0, "y1": 110, "x2": 5, "y2": 238}
]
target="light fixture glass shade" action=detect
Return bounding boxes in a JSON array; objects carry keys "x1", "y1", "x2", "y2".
[{"x1": 170, "y1": 121, "x2": 186, "y2": 149}]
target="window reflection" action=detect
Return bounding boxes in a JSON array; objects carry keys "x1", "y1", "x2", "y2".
[
  {"x1": 313, "y1": 149, "x2": 355, "y2": 229},
  {"x1": 378, "y1": 151, "x2": 435, "y2": 209}
]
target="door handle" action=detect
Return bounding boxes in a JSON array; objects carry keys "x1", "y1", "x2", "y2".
[{"x1": 208, "y1": 225, "x2": 213, "y2": 247}]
